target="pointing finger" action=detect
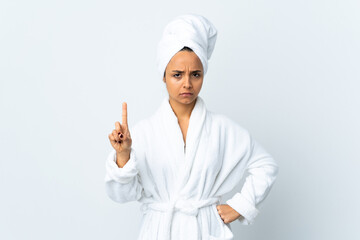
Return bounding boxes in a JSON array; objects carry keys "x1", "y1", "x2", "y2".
[{"x1": 122, "y1": 102, "x2": 128, "y2": 126}]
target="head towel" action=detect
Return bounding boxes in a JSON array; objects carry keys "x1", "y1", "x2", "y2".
[{"x1": 156, "y1": 13, "x2": 217, "y2": 78}]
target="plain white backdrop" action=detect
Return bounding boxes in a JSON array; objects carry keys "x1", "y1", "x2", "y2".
[{"x1": 1, "y1": 0, "x2": 359, "y2": 239}]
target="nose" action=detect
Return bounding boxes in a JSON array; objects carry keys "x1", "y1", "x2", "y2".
[{"x1": 183, "y1": 75, "x2": 192, "y2": 89}]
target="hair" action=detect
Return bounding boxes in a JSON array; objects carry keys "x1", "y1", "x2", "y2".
[
  {"x1": 180, "y1": 46, "x2": 193, "y2": 52},
  {"x1": 163, "y1": 46, "x2": 193, "y2": 78}
]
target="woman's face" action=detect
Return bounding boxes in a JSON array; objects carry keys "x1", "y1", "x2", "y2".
[{"x1": 163, "y1": 50, "x2": 204, "y2": 106}]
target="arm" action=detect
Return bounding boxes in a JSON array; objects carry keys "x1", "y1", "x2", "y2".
[
  {"x1": 226, "y1": 133, "x2": 279, "y2": 225},
  {"x1": 105, "y1": 102, "x2": 145, "y2": 203},
  {"x1": 104, "y1": 148, "x2": 144, "y2": 203}
]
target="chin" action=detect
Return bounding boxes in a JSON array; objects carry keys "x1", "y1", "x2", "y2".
[
  {"x1": 169, "y1": 94, "x2": 198, "y2": 105},
  {"x1": 179, "y1": 96, "x2": 197, "y2": 104}
]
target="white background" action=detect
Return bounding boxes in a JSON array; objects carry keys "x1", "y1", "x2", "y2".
[{"x1": 1, "y1": 0, "x2": 359, "y2": 239}]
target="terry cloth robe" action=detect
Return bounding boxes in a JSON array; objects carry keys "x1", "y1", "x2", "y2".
[{"x1": 105, "y1": 96, "x2": 279, "y2": 240}]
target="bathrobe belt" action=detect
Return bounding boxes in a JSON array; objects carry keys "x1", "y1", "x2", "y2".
[{"x1": 141, "y1": 197, "x2": 221, "y2": 239}]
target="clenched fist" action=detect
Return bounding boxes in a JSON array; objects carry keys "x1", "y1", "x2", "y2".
[
  {"x1": 216, "y1": 204, "x2": 242, "y2": 224},
  {"x1": 108, "y1": 102, "x2": 132, "y2": 167}
]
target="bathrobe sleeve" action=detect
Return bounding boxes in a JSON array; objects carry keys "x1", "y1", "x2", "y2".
[
  {"x1": 226, "y1": 131, "x2": 279, "y2": 225},
  {"x1": 104, "y1": 148, "x2": 144, "y2": 203}
]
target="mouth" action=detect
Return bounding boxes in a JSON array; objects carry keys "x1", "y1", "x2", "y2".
[{"x1": 180, "y1": 92, "x2": 193, "y2": 96}]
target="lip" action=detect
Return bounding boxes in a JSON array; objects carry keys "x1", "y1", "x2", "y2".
[{"x1": 180, "y1": 93, "x2": 193, "y2": 97}]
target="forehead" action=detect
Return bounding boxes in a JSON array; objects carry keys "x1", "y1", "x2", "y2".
[{"x1": 167, "y1": 51, "x2": 203, "y2": 70}]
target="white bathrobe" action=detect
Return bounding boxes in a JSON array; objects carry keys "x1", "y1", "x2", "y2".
[{"x1": 105, "y1": 96, "x2": 278, "y2": 240}]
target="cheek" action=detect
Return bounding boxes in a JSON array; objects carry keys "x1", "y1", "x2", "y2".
[
  {"x1": 194, "y1": 79, "x2": 204, "y2": 90},
  {"x1": 166, "y1": 80, "x2": 180, "y2": 93}
]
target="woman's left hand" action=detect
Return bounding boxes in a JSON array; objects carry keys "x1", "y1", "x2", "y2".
[{"x1": 216, "y1": 204, "x2": 242, "y2": 224}]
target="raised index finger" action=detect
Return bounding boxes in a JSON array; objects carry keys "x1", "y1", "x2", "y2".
[{"x1": 122, "y1": 102, "x2": 128, "y2": 126}]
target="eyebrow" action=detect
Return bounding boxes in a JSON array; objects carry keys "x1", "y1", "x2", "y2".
[{"x1": 172, "y1": 70, "x2": 202, "y2": 73}]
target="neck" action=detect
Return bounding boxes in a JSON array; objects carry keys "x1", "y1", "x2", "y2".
[{"x1": 168, "y1": 96, "x2": 197, "y2": 121}]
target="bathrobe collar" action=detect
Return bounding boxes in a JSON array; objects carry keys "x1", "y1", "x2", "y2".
[{"x1": 159, "y1": 95, "x2": 207, "y2": 197}]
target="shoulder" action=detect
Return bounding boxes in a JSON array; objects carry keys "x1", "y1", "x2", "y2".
[
  {"x1": 128, "y1": 111, "x2": 158, "y2": 139},
  {"x1": 206, "y1": 110, "x2": 251, "y2": 140},
  {"x1": 129, "y1": 118, "x2": 150, "y2": 136},
  {"x1": 207, "y1": 111, "x2": 248, "y2": 131}
]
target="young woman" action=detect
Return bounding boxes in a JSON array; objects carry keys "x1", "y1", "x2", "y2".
[{"x1": 105, "y1": 14, "x2": 279, "y2": 240}]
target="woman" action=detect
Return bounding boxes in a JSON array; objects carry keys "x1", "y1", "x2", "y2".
[{"x1": 105, "y1": 14, "x2": 279, "y2": 240}]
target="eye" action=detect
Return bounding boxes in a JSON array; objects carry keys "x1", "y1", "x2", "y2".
[
  {"x1": 173, "y1": 73, "x2": 181, "y2": 78},
  {"x1": 193, "y1": 73, "x2": 200, "y2": 77}
]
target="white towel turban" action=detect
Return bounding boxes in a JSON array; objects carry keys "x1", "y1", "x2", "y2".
[{"x1": 156, "y1": 13, "x2": 218, "y2": 78}]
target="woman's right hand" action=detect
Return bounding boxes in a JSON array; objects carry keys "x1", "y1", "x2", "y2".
[{"x1": 108, "y1": 102, "x2": 132, "y2": 154}]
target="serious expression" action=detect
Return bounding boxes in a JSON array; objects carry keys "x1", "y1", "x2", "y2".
[{"x1": 163, "y1": 50, "x2": 204, "y2": 106}]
